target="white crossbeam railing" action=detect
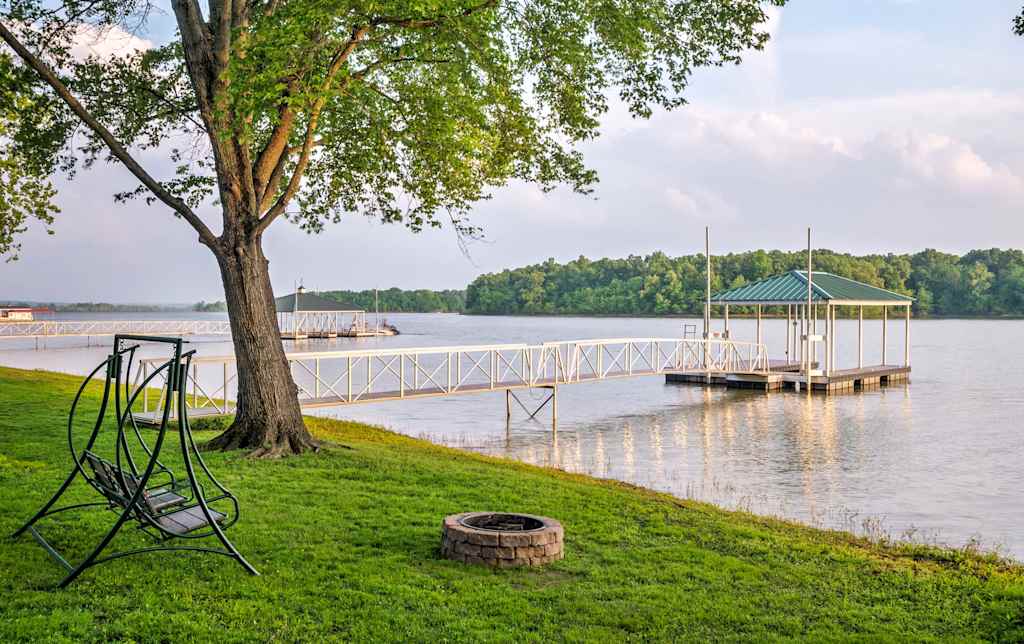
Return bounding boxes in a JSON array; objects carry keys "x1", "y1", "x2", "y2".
[
  {"x1": 0, "y1": 320, "x2": 231, "y2": 339},
  {"x1": 131, "y1": 338, "x2": 769, "y2": 420}
]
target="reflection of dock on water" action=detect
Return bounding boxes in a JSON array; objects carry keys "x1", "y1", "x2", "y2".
[{"x1": 275, "y1": 286, "x2": 399, "y2": 340}]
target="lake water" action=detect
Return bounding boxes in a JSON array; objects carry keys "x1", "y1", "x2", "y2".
[{"x1": 2, "y1": 312, "x2": 1023, "y2": 560}]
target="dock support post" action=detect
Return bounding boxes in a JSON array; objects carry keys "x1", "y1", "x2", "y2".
[
  {"x1": 882, "y1": 307, "x2": 888, "y2": 366},
  {"x1": 832, "y1": 305, "x2": 838, "y2": 373},
  {"x1": 786, "y1": 305, "x2": 792, "y2": 362},
  {"x1": 552, "y1": 385, "x2": 558, "y2": 430},
  {"x1": 858, "y1": 306, "x2": 863, "y2": 369},
  {"x1": 756, "y1": 305, "x2": 762, "y2": 346},
  {"x1": 505, "y1": 389, "x2": 511, "y2": 420},
  {"x1": 704, "y1": 226, "x2": 711, "y2": 386},
  {"x1": 825, "y1": 304, "x2": 831, "y2": 376},
  {"x1": 806, "y1": 228, "x2": 813, "y2": 396},
  {"x1": 904, "y1": 304, "x2": 910, "y2": 367},
  {"x1": 812, "y1": 303, "x2": 818, "y2": 366}
]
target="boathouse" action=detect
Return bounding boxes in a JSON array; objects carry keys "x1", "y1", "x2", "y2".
[
  {"x1": 670, "y1": 270, "x2": 914, "y2": 392},
  {"x1": 0, "y1": 307, "x2": 35, "y2": 321},
  {"x1": 275, "y1": 287, "x2": 369, "y2": 340}
]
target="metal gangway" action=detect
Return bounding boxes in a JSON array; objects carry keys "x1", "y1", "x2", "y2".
[
  {"x1": 0, "y1": 319, "x2": 231, "y2": 339},
  {"x1": 132, "y1": 337, "x2": 770, "y2": 422}
]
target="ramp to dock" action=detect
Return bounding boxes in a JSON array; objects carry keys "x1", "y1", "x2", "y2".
[{"x1": 131, "y1": 337, "x2": 771, "y2": 422}]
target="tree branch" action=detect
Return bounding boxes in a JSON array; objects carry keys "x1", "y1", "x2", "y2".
[
  {"x1": 252, "y1": 24, "x2": 369, "y2": 234},
  {"x1": 0, "y1": 19, "x2": 218, "y2": 247}
]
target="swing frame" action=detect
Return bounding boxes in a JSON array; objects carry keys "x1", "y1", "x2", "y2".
[{"x1": 11, "y1": 335, "x2": 259, "y2": 588}]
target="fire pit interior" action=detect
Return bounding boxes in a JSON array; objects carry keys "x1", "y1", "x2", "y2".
[
  {"x1": 442, "y1": 512, "x2": 563, "y2": 568},
  {"x1": 462, "y1": 513, "x2": 544, "y2": 532}
]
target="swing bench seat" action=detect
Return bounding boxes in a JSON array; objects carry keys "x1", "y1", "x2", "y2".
[{"x1": 82, "y1": 451, "x2": 224, "y2": 534}]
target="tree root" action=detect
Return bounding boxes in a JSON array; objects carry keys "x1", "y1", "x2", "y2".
[{"x1": 206, "y1": 417, "x2": 320, "y2": 458}]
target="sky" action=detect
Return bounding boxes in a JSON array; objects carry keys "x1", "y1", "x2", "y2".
[{"x1": 2, "y1": 1, "x2": 1024, "y2": 303}]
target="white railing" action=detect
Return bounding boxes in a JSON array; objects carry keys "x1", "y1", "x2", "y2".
[
  {"x1": 132, "y1": 338, "x2": 769, "y2": 419},
  {"x1": 0, "y1": 320, "x2": 231, "y2": 338}
]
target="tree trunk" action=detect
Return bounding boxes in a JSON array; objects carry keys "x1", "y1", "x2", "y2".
[{"x1": 205, "y1": 234, "x2": 318, "y2": 456}]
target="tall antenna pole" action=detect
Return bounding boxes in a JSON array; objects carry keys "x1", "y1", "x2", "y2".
[
  {"x1": 806, "y1": 227, "x2": 813, "y2": 396},
  {"x1": 705, "y1": 226, "x2": 711, "y2": 384}
]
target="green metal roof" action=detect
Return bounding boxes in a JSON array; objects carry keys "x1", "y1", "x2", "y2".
[
  {"x1": 711, "y1": 270, "x2": 913, "y2": 305},
  {"x1": 275, "y1": 291, "x2": 359, "y2": 313}
]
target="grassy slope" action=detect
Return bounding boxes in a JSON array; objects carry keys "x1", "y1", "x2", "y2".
[{"x1": 0, "y1": 366, "x2": 1022, "y2": 643}]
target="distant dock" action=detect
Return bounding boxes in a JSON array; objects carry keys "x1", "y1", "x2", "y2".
[{"x1": 0, "y1": 319, "x2": 231, "y2": 340}]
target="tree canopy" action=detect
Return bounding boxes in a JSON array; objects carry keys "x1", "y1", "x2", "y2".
[{"x1": 1, "y1": 0, "x2": 782, "y2": 255}]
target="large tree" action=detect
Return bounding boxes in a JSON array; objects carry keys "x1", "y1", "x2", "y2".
[{"x1": 1, "y1": 0, "x2": 782, "y2": 455}]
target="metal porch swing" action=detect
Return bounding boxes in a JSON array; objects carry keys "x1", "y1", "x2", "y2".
[{"x1": 11, "y1": 335, "x2": 259, "y2": 588}]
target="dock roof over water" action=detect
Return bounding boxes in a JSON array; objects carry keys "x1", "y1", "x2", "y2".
[
  {"x1": 711, "y1": 270, "x2": 913, "y2": 306},
  {"x1": 275, "y1": 291, "x2": 360, "y2": 313}
]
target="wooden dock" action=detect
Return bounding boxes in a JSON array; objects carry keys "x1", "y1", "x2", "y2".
[{"x1": 665, "y1": 363, "x2": 910, "y2": 393}]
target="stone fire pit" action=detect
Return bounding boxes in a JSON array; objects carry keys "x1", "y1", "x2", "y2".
[{"x1": 441, "y1": 512, "x2": 563, "y2": 567}]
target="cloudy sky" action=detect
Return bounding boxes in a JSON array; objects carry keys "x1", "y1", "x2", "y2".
[{"x1": 2, "y1": 1, "x2": 1023, "y2": 303}]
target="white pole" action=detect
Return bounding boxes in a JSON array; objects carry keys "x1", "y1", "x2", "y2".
[
  {"x1": 806, "y1": 228, "x2": 813, "y2": 394},
  {"x1": 832, "y1": 305, "x2": 838, "y2": 373},
  {"x1": 882, "y1": 306, "x2": 888, "y2": 366},
  {"x1": 756, "y1": 304, "x2": 762, "y2": 346},
  {"x1": 825, "y1": 304, "x2": 831, "y2": 376},
  {"x1": 795, "y1": 305, "x2": 801, "y2": 392},
  {"x1": 904, "y1": 304, "x2": 911, "y2": 367},
  {"x1": 858, "y1": 305, "x2": 863, "y2": 369},
  {"x1": 786, "y1": 304, "x2": 792, "y2": 362},
  {"x1": 705, "y1": 227, "x2": 711, "y2": 384}
]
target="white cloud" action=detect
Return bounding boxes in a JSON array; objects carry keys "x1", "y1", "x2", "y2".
[
  {"x1": 70, "y1": 24, "x2": 152, "y2": 60},
  {"x1": 664, "y1": 187, "x2": 697, "y2": 214}
]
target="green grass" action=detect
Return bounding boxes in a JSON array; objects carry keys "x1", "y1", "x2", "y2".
[{"x1": 1, "y1": 366, "x2": 1022, "y2": 642}]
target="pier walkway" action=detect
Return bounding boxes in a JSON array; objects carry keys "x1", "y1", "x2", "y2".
[
  {"x1": 133, "y1": 337, "x2": 770, "y2": 422},
  {"x1": 0, "y1": 319, "x2": 231, "y2": 340}
]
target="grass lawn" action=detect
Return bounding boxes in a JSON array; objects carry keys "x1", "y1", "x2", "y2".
[{"x1": 1, "y1": 365, "x2": 1022, "y2": 642}]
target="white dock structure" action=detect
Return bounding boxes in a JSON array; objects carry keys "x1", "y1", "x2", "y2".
[
  {"x1": 0, "y1": 319, "x2": 231, "y2": 340},
  {"x1": 132, "y1": 337, "x2": 770, "y2": 423}
]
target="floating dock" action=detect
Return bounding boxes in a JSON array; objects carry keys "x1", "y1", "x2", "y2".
[{"x1": 665, "y1": 362, "x2": 910, "y2": 393}]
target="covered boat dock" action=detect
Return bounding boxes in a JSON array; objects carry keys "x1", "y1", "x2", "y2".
[
  {"x1": 667, "y1": 270, "x2": 914, "y2": 393},
  {"x1": 276, "y1": 287, "x2": 381, "y2": 339}
]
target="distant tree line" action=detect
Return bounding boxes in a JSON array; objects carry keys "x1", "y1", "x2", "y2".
[
  {"x1": 318, "y1": 288, "x2": 465, "y2": 313},
  {"x1": 192, "y1": 301, "x2": 228, "y2": 312},
  {"x1": 0, "y1": 301, "x2": 193, "y2": 312},
  {"x1": 191, "y1": 289, "x2": 465, "y2": 313},
  {"x1": 465, "y1": 249, "x2": 1024, "y2": 317}
]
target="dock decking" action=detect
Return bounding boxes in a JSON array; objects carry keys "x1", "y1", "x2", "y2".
[{"x1": 665, "y1": 363, "x2": 910, "y2": 393}]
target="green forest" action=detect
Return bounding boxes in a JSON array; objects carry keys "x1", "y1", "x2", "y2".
[
  {"x1": 465, "y1": 249, "x2": 1024, "y2": 317},
  {"x1": 319, "y1": 288, "x2": 465, "y2": 313}
]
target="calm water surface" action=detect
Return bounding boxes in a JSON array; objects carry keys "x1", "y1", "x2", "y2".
[{"x1": 2, "y1": 312, "x2": 1022, "y2": 559}]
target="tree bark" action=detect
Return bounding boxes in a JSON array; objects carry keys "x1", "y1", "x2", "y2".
[{"x1": 205, "y1": 234, "x2": 318, "y2": 457}]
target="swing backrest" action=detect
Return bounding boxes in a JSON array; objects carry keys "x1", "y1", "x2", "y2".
[{"x1": 82, "y1": 451, "x2": 159, "y2": 515}]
